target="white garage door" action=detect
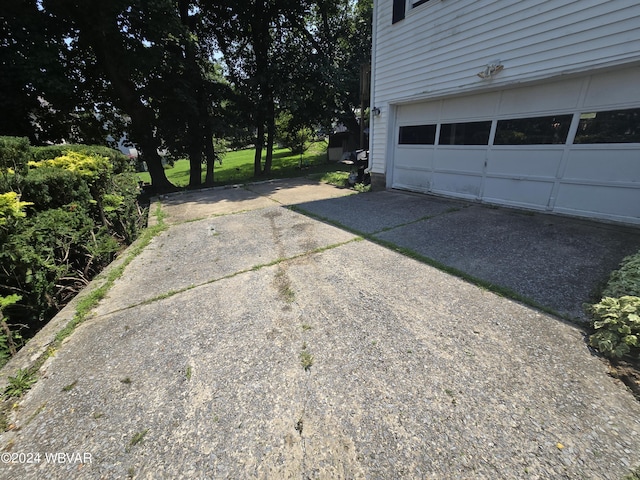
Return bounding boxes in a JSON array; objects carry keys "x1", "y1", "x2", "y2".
[{"x1": 391, "y1": 67, "x2": 640, "y2": 225}]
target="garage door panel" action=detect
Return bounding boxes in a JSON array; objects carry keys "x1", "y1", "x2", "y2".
[
  {"x1": 564, "y1": 148, "x2": 640, "y2": 182},
  {"x1": 434, "y1": 148, "x2": 486, "y2": 173},
  {"x1": 483, "y1": 177, "x2": 554, "y2": 209},
  {"x1": 432, "y1": 172, "x2": 482, "y2": 198},
  {"x1": 555, "y1": 184, "x2": 640, "y2": 219},
  {"x1": 395, "y1": 147, "x2": 434, "y2": 170},
  {"x1": 393, "y1": 167, "x2": 432, "y2": 191},
  {"x1": 441, "y1": 93, "x2": 500, "y2": 121},
  {"x1": 584, "y1": 67, "x2": 640, "y2": 109},
  {"x1": 391, "y1": 68, "x2": 640, "y2": 225},
  {"x1": 499, "y1": 79, "x2": 581, "y2": 115},
  {"x1": 489, "y1": 149, "x2": 564, "y2": 178},
  {"x1": 397, "y1": 103, "x2": 440, "y2": 123}
]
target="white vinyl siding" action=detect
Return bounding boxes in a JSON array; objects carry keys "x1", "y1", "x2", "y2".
[{"x1": 369, "y1": 0, "x2": 640, "y2": 175}]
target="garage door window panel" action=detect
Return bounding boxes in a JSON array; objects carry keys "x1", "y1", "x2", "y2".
[
  {"x1": 494, "y1": 115, "x2": 572, "y2": 145},
  {"x1": 399, "y1": 125, "x2": 437, "y2": 145},
  {"x1": 574, "y1": 108, "x2": 640, "y2": 144},
  {"x1": 439, "y1": 121, "x2": 492, "y2": 145}
]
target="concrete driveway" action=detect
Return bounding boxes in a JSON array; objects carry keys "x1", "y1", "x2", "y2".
[{"x1": 1, "y1": 178, "x2": 640, "y2": 479}]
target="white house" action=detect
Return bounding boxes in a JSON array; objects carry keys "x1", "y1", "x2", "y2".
[{"x1": 368, "y1": 0, "x2": 640, "y2": 225}]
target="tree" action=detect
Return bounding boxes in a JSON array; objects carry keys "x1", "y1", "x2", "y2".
[
  {"x1": 204, "y1": 0, "x2": 315, "y2": 177},
  {"x1": 284, "y1": 0, "x2": 373, "y2": 139},
  {"x1": 205, "y1": 0, "x2": 372, "y2": 178},
  {"x1": 151, "y1": 1, "x2": 231, "y2": 188},
  {"x1": 40, "y1": 0, "x2": 180, "y2": 191}
]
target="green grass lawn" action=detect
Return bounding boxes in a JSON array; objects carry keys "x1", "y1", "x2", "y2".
[{"x1": 137, "y1": 141, "x2": 350, "y2": 188}]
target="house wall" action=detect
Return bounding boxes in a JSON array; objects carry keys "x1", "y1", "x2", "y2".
[{"x1": 370, "y1": 0, "x2": 640, "y2": 175}]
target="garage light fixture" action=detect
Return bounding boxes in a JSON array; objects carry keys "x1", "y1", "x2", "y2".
[
  {"x1": 372, "y1": 107, "x2": 381, "y2": 116},
  {"x1": 477, "y1": 61, "x2": 504, "y2": 79}
]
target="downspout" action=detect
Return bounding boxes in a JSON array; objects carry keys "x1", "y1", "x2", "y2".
[{"x1": 367, "y1": 0, "x2": 379, "y2": 175}]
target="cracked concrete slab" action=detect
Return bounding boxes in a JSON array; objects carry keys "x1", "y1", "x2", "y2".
[
  {"x1": 93, "y1": 206, "x2": 358, "y2": 316},
  {"x1": 1, "y1": 179, "x2": 639, "y2": 479}
]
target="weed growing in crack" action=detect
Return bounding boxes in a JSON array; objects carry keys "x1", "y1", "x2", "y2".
[
  {"x1": 300, "y1": 344, "x2": 314, "y2": 371},
  {"x1": 4, "y1": 369, "x2": 37, "y2": 397},
  {"x1": 444, "y1": 389, "x2": 457, "y2": 405},
  {"x1": 274, "y1": 268, "x2": 295, "y2": 303},
  {"x1": 62, "y1": 380, "x2": 78, "y2": 392},
  {"x1": 127, "y1": 429, "x2": 149, "y2": 451}
]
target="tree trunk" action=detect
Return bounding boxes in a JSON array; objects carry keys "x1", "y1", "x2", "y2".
[
  {"x1": 264, "y1": 96, "x2": 275, "y2": 175},
  {"x1": 188, "y1": 126, "x2": 203, "y2": 188},
  {"x1": 139, "y1": 137, "x2": 175, "y2": 193},
  {"x1": 204, "y1": 128, "x2": 215, "y2": 187},
  {"x1": 254, "y1": 121, "x2": 265, "y2": 177}
]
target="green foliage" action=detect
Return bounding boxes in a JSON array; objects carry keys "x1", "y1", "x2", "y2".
[
  {"x1": 589, "y1": 296, "x2": 640, "y2": 358},
  {"x1": 4, "y1": 369, "x2": 37, "y2": 398},
  {"x1": 0, "y1": 192, "x2": 32, "y2": 227},
  {"x1": 603, "y1": 252, "x2": 640, "y2": 298},
  {"x1": 353, "y1": 182, "x2": 371, "y2": 193},
  {"x1": 0, "y1": 136, "x2": 31, "y2": 174},
  {"x1": 0, "y1": 294, "x2": 23, "y2": 368},
  {"x1": 300, "y1": 349, "x2": 314, "y2": 371},
  {"x1": 19, "y1": 167, "x2": 92, "y2": 212},
  {"x1": 276, "y1": 112, "x2": 314, "y2": 155},
  {"x1": 31, "y1": 144, "x2": 132, "y2": 175},
  {"x1": 29, "y1": 150, "x2": 112, "y2": 183},
  {"x1": 0, "y1": 138, "x2": 144, "y2": 354},
  {"x1": 0, "y1": 136, "x2": 31, "y2": 193},
  {"x1": 2, "y1": 207, "x2": 117, "y2": 323},
  {"x1": 319, "y1": 171, "x2": 350, "y2": 187}
]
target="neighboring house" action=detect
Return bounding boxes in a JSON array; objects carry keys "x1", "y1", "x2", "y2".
[{"x1": 368, "y1": 0, "x2": 640, "y2": 225}]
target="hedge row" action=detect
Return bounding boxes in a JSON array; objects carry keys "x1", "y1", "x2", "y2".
[{"x1": 0, "y1": 137, "x2": 144, "y2": 366}]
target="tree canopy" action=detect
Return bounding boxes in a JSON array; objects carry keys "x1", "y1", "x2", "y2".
[{"x1": 0, "y1": 0, "x2": 373, "y2": 190}]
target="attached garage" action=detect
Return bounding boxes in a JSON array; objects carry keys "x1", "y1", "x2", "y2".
[{"x1": 388, "y1": 67, "x2": 640, "y2": 225}]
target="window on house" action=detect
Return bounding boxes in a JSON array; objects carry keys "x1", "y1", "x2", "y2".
[
  {"x1": 494, "y1": 115, "x2": 572, "y2": 145},
  {"x1": 439, "y1": 121, "x2": 492, "y2": 145},
  {"x1": 392, "y1": 0, "x2": 405, "y2": 23},
  {"x1": 574, "y1": 108, "x2": 640, "y2": 144},
  {"x1": 399, "y1": 125, "x2": 437, "y2": 145},
  {"x1": 412, "y1": 0, "x2": 433, "y2": 7}
]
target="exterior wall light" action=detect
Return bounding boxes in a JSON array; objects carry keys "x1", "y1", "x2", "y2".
[
  {"x1": 477, "y1": 61, "x2": 504, "y2": 79},
  {"x1": 372, "y1": 107, "x2": 381, "y2": 116}
]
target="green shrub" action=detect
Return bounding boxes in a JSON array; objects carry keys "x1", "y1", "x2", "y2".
[
  {"x1": 0, "y1": 136, "x2": 31, "y2": 192},
  {"x1": 105, "y1": 172, "x2": 146, "y2": 244},
  {"x1": 589, "y1": 296, "x2": 640, "y2": 358},
  {"x1": 0, "y1": 294, "x2": 23, "y2": 368},
  {"x1": 28, "y1": 150, "x2": 112, "y2": 184},
  {"x1": 31, "y1": 144, "x2": 132, "y2": 174},
  {"x1": 0, "y1": 138, "x2": 143, "y2": 356},
  {"x1": 603, "y1": 252, "x2": 640, "y2": 298},
  {"x1": 19, "y1": 167, "x2": 92, "y2": 212},
  {"x1": 0, "y1": 192, "x2": 31, "y2": 227},
  {"x1": 1, "y1": 207, "x2": 100, "y2": 323}
]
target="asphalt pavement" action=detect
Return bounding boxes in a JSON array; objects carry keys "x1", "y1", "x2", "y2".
[{"x1": 1, "y1": 177, "x2": 639, "y2": 479}]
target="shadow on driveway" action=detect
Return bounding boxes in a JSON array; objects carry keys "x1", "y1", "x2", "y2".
[{"x1": 292, "y1": 189, "x2": 640, "y2": 322}]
